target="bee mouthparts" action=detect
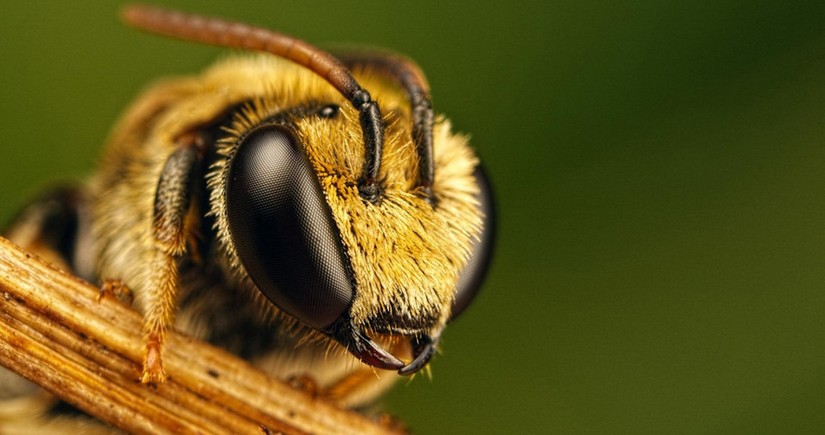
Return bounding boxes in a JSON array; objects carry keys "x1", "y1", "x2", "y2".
[
  {"x1": 326, "y1": 318, "x2": 437, "y2": 374},
  {"x1": 348, "y1": 327, "x2": 405, "y2": 370},
  {"x1": 398, "y1": 335, "x2": 436, "y2": 375}
]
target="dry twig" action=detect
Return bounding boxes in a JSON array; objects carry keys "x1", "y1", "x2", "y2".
[{"x1": 0, "y1": 236, "x2": 404, "y2": 434}]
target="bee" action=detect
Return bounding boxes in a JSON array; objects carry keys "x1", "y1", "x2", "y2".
[{"x1": 0, "y1": 3, "x2": 495, "y2": 426}]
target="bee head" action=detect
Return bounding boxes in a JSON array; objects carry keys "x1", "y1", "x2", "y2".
[
  {"x1": 124, "y1": 5, "x2": 495, "y2": 374},
  {"x1": 211, "y1": 79, "x2": 494, "y2": 374}
]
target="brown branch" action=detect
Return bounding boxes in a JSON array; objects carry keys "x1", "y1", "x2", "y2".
[{"x1": 0, "y1": 236, "x2": 405, "y2": 434}]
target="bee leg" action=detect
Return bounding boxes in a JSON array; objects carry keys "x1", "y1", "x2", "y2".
[
  {"x1": 321, "y1": 368, "x2": 378, "y2": 402},
  {"x1": 141, "y1": 141, "x2": 202, "y2": 384},
  {"x1": 98, "y1": 278, "x2": 134, "y2": 305},
  {"x1": 286, "y1": 375, "x2": 321, "y2": 397}
]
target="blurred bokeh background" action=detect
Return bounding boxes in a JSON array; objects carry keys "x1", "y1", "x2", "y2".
[{"x1": 3, "y1": 1, "x2": 825, "y2": 433}]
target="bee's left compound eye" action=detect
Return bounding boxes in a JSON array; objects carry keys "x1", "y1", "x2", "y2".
[
  {"x1": 450, "y1": 165, "x2": 496, "y2": 321},
  {"x1": 225, "y1": 126, "x2": 354, "y2": 330}
]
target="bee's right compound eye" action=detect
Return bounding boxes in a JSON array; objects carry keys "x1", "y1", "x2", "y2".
[{"x1": 225, "y1": 126, "x2": 354, "y2": 330}]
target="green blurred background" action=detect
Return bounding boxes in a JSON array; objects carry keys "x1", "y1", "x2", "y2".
[{"x1": 3, "y1": 1, "x2": 825, "y2": 433}]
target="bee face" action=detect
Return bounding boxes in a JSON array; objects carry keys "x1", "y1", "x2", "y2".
[{"x1": 207, "y1": 61, "x2": 495, "y2": 373}]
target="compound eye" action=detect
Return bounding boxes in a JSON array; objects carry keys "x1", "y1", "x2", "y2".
[
  {"x1": 450, "y1": 164, "x2": 496, "y2": 321},
  {"x1": 225, "y1": 126, "x2": 353, "y2": 329}
]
